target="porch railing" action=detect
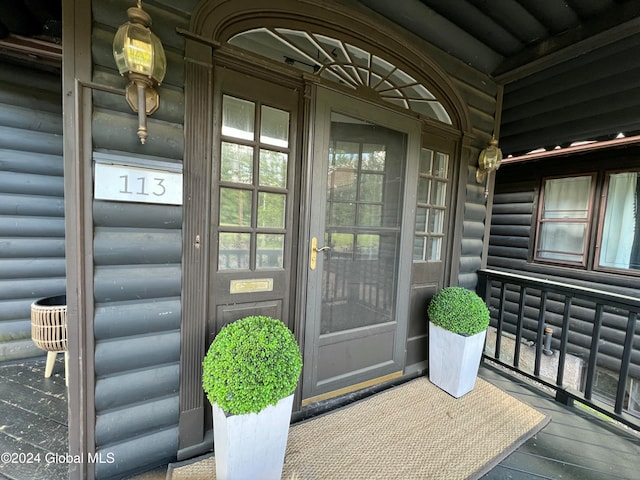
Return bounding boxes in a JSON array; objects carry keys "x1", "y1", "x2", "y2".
[{"x1": 478, "y1": 268, "x2": 640, "y2": 433}]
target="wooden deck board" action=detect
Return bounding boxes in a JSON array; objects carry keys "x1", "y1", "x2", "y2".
[{"x1": 479, "y1": 362, "x2": 640, "y2": 480}]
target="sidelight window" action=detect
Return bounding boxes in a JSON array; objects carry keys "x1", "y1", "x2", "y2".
[{"x1": 413, "y1": 148, "x2": 448, "y2": 262}]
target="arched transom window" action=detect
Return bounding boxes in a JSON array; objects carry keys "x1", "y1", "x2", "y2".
[{"x1": 229, "y1": 28, "x2": 452, "y2": 125}]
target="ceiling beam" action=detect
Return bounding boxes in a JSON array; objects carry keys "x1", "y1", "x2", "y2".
[
  {"x1": 0, "y1": 34, "x2": 61, "y2": 69},
  {"x1": 494, "y1": 1, "x2": 640, "y2": 82}
]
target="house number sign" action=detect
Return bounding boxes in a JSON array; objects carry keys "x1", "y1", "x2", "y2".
[{"x1": 94, "y1": 162, "x2": 183, "y2": 205}]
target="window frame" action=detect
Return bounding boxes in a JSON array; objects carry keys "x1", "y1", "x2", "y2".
[{"x1": 533, "y1": 173, "x2": 597, "y2": 269}]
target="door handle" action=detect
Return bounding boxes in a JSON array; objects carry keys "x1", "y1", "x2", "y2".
[{"x1": 310, "y1": 237, "x2": 330, "y2": 270}]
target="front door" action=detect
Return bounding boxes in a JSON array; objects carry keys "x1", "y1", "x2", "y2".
[
  {"x1": 302, "y1": 88, "x2": 420, "y2": 404},
  {"x1": 208, "y1": 68, "x2": 300, "y2": 340}
]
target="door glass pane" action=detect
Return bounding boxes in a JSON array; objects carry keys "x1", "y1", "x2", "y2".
[
  {"x1": 434, "y1": 152, "x2": 448, "y2": 178},
  {"x1": 330, "y1": 171, "x2": 357, "y2": 201},
  {"x1": 415, "y1": 207, "x2": 428, "y2": 232},
  {"x1": 321, "y1": 112, "x2": 405, "y2": 334},
  {"x1": 358, "y1": 204, "x2": 382, "y2": 226},
  {"x1": 361, "y1": 144, "x2": 386, "y2": 171},
  {"x1": 429, "y1": 209, "x2": 444, "y2": 234},
  {"x1": 257, "y1": 192, "x2": 286, "y2": 228},
  {"x1": 359, "y1": 173, "x2": 384, "y2": 202},
  {"x1": 356, "y1": 234, "x2": 379, "y2": 259},
  {"x1": 420, "y1": 148, "x2": 433, "y2": 175},
  {"x1": 328, "y1": 202, "x2": 356, "y2": 226},
  {"x1": 413, "y1": 237, "x2": 426, "y2": 261},
  {"x1": 417, "y1": 177, "x2": 430, "y2": 203},
  {"x1": 259, "y1": 149, "x2": 288, "y2": 187},
  {"x1": 332, "y1": 141, "x2": 359, "y2": 168},
  {"x1": 219, "y1": 188, "x2": 251, "y2": 227},
  {"x1": 219, "y1": 232, "x2": 250, "y2": 270},
  {"x1": 432, "y1": 180, "x2": 446, "y2": 206},
  {"x1": 260, "y1": 106, "x2": 289, "y2": 148},
  {"x1": 222, "y1": 95, "x2": 254, "y2": 141},
  {"x1": 256, "y1": 234, "x2": 284, "y2": 269},
  {"x1": 428, "y1": 237, "x2": 442, "y2": 261},
  {"x1": 329, "y1": 233, "x2": 354, "y2": 254},
  {"x1": 221, "y1": 142, "x2": 253, "y2": 184},
  {"x1": 413, "y1": 148, "x2": 449, "y2": 262}
]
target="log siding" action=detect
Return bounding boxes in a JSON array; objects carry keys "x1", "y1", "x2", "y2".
[{"x1": 0, "y1": 61, "x2": 64, "y2": 362}]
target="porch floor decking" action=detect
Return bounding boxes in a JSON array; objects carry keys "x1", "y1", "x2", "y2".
[
  {"x1": 0, "y1": 356, "x2": 68, "y2": 480},
  {"x1": 478, "y1": 363, "x2": 640, "y2": 480},
  {"x1": 0, "y1": 358, "x2": 638, "y2": 480}
]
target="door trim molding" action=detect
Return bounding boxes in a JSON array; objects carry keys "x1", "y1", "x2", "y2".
[{"x1": 178, "y1": 40, "x2": 214, "y2": 457}]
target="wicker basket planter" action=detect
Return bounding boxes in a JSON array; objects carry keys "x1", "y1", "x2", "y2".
[{"x1": 31, "y1": 295, "x2": 68, "y2": 386}]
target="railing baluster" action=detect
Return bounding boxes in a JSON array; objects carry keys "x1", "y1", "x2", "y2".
[
  {"x1": 615, "y1": 311, "x2": 637, "y2": 414},
  {"x1": 556, "y1": 295, "x2": 573, "y2": 387},
  {"x1": 514, "y1": 286, "x2": 526, "y2": 369},
  {"x1": 584, "y1": 304, "x2": 604, "y2": 400},
  {"x1": 495, "y1": 282, "x2": 506, "y2": 359},
  {"x1": 534, "y1": 291, "x2": 547, "y2": 377}
]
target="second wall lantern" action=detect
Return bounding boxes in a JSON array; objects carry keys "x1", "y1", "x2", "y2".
[
  {"x1": 476, "y1": 136, "x2": 503, "y2": 183},
  {"x1": 113, "y1": 1, "x2": 166, "y2": 144}
]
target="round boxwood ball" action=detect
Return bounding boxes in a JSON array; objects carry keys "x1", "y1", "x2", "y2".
[
  {"x1": 427, "y1": 286, "x2": 490, "y2": 336},
  {"x1": 202, "y1": 315, "x2": 303, "y2": 415}
]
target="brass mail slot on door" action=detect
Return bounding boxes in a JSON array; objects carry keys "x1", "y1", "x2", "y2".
[{"x1": 230, "y1": 278, "x2": 274, "y2": 294}]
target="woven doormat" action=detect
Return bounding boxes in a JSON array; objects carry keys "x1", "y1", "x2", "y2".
[{"x1": 168, "y1": 377, "x2": 549, "y2": 480}]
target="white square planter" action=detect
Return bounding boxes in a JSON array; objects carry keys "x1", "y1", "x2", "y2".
[
  {"x1": 429, "y1": 322, "x2": 486, "y2": 398},
  {"x1": 212, "y1": 394, "x2": 294, "y2": 480}
]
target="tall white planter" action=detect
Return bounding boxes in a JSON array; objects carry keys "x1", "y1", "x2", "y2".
[
  {"x1": 212, "y1": 394, "x2": 294, "y2": 480},
  {"x1": 429, "y1": 322, "x2": 486, "y2": 398}
]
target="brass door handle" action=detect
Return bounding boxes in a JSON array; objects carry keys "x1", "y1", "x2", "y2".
[{"x1": 310, "y1": 237, "x2": 330, "y2": 270}]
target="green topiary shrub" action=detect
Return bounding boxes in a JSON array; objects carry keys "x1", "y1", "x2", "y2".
[
  {"x1": 427, "y1": 286, "x2": 490, "y2": 336},
  {"x1": 202, "y1": 315, "x2": 303, "y2": 415}
]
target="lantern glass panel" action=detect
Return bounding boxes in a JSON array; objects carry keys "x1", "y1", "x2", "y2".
[{"x1": 125, "y1": 24, "x2": 154, "y2": 76}]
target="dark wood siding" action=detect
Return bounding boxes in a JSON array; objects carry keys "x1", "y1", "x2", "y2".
[
  {"x1": 487, "y1": 150, "x2": 640, "y2": 379},
  {"x1": 0, "y1": 61, "x2": 64, "y2": 362},
  {"x1": 90, "y1": 1, "x2": 190, "y2": 477},
  {"x1": 488, "y1": 182, "x2": 535, "y2": 268},
  {"x1": 500, "y1": 32, "x2": 640, "y2": 156}
]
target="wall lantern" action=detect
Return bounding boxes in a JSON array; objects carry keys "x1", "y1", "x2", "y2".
[
  {"x1": 476, "y1": 136, "x2": 503, "y2": 183},
  {"x1": 112, "y1": 1, "x2": 166, "y2": 144}
]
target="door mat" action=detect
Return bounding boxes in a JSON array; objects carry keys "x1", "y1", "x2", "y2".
[{"x1": 167, "y1": 376, "x2": 550, "y2": 479}]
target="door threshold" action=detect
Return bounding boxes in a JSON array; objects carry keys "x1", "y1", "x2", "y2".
[{"x1": 301, "y1": 371, "x2": 403, "y2": 407}]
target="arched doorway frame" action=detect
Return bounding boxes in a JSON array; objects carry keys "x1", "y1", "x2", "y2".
[
  {"x1": 178, "y1": 0, "x2": 473, "y2": 458},
  {"x1": 191, "y1": 0, "x2": 471, "y2": 133}
]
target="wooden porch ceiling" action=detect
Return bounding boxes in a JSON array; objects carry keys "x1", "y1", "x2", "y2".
[
  {"x1": 2, "y1": 0, "x2": 640, "y2": 155},
  {"x1": 360, "y1": 0, "x2": 639, "y2": 79}
]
